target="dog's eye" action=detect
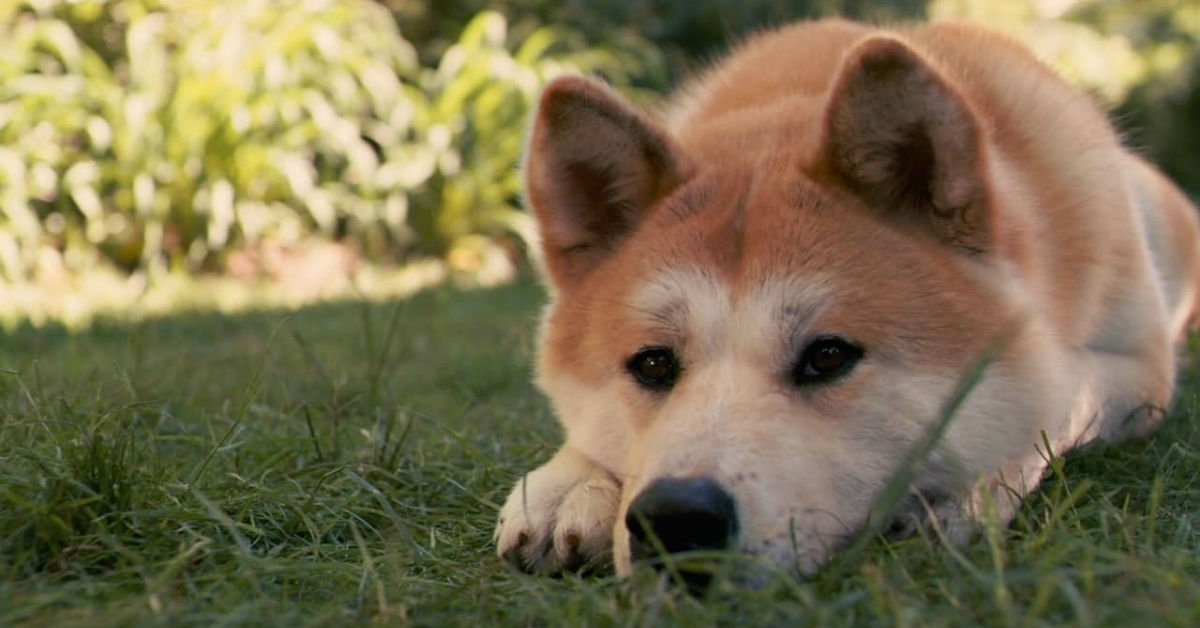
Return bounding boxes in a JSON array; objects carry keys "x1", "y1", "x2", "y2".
[
  {"x1": 626, "y1": 346, "x2": 681, "y2": 391},
  {"x1": 793, "y1": 336, "x2": 863, "y2": 386}
]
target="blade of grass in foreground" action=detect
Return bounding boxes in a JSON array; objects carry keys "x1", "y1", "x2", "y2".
[{"x1": 820, "y1": 321, "x2": 1021, "y2": 579}]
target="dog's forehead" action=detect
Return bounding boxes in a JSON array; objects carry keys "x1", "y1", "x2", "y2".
[
  {"x1": 628, "y1": 266, "x2": 833, "y2": 357},
  {"x1": 646, "y1": 171, "x2": 864, "y2": 276},
  {"x1": 626, "y1": 176, "x2": 853, "y2": 324}
]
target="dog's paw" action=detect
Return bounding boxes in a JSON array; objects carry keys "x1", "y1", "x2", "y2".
[
  {"x1": 889, "y1": 473, "x2": 1030, "y2": 544},
  {"x1": 494, "y1": 449, "x2": 621, "y2": 574},
  {"x1": 889, "y1": 492, "x2": 976, "y2": 544}
]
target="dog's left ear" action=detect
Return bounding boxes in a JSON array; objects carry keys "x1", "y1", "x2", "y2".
[{"x1": 817, "y1": 36, "x2": 992, "y2": 254}]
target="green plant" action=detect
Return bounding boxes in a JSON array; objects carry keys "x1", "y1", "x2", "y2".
[
  {"x1": 0, "y1": 0, "x2": 438, "y2": 281},
  {"x1": 0, "y1": 1, "x2": 657, "y2": 292}
]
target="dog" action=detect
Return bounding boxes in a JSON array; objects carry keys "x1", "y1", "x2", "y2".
[{"x1": 493, "y1": 18, "x2": 1200, "y2": 584}]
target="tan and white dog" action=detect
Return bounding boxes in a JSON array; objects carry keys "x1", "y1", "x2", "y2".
[{"x1": 493, "y1": 19, "x2": 1200, "y2": 582}]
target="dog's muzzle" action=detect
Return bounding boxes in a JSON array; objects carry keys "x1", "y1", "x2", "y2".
[{"x1": 625, "y1": 476, "x2": 738, "y2": 591}]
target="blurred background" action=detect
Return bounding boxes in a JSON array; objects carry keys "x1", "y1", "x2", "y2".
[{"x1": 0, "y1": 0, "x2": 1196, "y2": 328}]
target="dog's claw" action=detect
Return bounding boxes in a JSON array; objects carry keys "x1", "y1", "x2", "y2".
[{"x1": 499, "y1": 526, "x2": 594, "y2": 575}]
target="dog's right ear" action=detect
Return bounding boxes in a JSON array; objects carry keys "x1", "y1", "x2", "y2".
[{"x1": 524, "y1": 76, "x2": 692, "y2": 286}]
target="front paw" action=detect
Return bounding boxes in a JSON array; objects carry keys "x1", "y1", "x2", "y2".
[
  {"x1": 889, "y1": 471, "x2": 1031, "y2": 544},
  {"x1": 888, "y1": 490, "x2": 976, "y2": 543},
  {"x1": 494, "y1": 450, "x2": 621, "y2": 574}
]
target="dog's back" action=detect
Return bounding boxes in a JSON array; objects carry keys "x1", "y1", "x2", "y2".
[{"x1": 1125, "y1": 153, "x2": 1200, "y2": 339}]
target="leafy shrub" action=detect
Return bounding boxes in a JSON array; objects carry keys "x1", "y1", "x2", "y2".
[
  {"x1": 0, "y1": 0, "x2": 435, "y2": 281},
  {"x1": 0, "y1": 0, "x2": 642, "y2": 286},
  {"x1": 379, "y1": 0, "x2": 924, "y2": 87}
]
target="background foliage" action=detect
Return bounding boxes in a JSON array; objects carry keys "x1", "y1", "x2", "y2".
[
  {"x1": 0, "y1": 0, "x2": 1197, "y2": 321},
  {"x1": 0, "y1": 0, "x2": 642, "y2": 291},
  {"x1": 1, "y1": 0, "x2": 428, "y2": 283}
]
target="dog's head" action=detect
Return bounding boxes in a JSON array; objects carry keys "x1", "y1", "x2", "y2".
[{"x1": 525, "y1": 37, "x2": 1054, "y2": 577}]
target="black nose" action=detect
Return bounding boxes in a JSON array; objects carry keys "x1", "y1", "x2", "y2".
[{"x1": 626, "y1": 476, "x2": 738, "y2": 559}]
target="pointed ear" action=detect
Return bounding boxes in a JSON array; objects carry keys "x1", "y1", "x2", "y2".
[
  {"x1": 818, "y1": 36, "x2": 992, "y2": 253},
  {"x1": 524, "y1": 76, "x2": 692, "y2": 285}
]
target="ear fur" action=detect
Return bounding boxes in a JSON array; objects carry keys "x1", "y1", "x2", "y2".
[
  {"x1": 524, "y1": 76, "x2": 691, "y2": 285},
  {"x1": 820, "y1": 36, "x2": 991, "y2": 253}
]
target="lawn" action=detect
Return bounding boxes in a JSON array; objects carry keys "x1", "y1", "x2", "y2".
[{"x1": 2, "y1": 275, "x2": 1199, "y2": 627}]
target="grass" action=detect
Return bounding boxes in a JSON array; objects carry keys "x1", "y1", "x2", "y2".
[{"x1": 2, "y1": 274, "x2": 1200, "y2": 627}]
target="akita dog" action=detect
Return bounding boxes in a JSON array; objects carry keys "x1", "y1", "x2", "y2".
[{"x1": 493, "y1": 19, "x2": 1200, "y2": 583}]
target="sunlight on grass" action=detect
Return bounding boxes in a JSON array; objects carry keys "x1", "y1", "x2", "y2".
[{"x1": 0, "y1": 253, "x2": 522, "y2": 331}]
